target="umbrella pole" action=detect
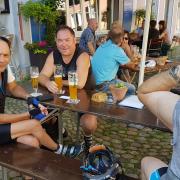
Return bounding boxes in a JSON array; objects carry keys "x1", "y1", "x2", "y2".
[{"x1": 138, "y1": 0, "x2": 153, "y2": 87}]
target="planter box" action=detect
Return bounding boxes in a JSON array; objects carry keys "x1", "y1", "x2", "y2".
[{"x1": 29, "y1": 51, "x2": 49, "y2": 72}]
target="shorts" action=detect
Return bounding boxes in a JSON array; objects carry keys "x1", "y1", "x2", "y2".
[
  {"x1": 149, "y1": 167, "x2": 167, "y2": 180},
  {"x1": 0, "y1": 124, "x2": 16, "y2": 145}
]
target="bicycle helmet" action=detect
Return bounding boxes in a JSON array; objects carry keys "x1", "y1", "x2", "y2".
[{"x1": 81, "y1": 145, "x2": 122, "y2": 180}]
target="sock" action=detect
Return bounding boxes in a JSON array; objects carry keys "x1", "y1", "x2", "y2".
[
  {"x1": 84, "y1": 135, "x2": 93, "y2": 150},
  {"x1": 54, "y1": 144, "x2": 63, "y2": 154}
]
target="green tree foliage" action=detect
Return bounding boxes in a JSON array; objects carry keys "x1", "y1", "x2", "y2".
[{"x1": 21, "y1": 0, "x2": 59, "y2": 45}]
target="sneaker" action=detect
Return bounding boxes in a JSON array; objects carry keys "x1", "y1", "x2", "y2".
[{"x1": 56, "y1": 143, "x2": 84, "y2": 158}]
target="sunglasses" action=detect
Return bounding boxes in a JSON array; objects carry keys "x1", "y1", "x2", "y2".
[{"x1": 123, "y1": 37, "x2": 128, "y2": 40}]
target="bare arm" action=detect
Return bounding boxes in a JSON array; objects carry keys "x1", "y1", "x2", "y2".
[
  {"x1": 0, "y1": 112, "x2": 30, "y2": 124},
  {"x1": 39, "y1": 53, "x2": 58, "y2": 94},
  {"x1": 138, "y1": 68, "x2": 180, "y2": 130},
  {"x1": 76, "y1": 52, "x2": 90, "y2": 89},
  {"x1": 87, "y1": 41, "x2": 95, "y2": 56},
  {"x1": 121, "y1": 43, "x2": 134, "y2": 59},
  {"x1": 7, "y1": 81, "x2": 29, "y2": 99}
]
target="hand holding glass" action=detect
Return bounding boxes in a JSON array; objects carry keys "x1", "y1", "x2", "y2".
[
  {"x1": 54, "y1": 65, "x2": 63, "y2": 94},
  {"x1": 30, "y1": 66, "x2": 42, "y2": 97},
  {"x1": 68, "y1": 71, "x2": 78, "y2": 103}
]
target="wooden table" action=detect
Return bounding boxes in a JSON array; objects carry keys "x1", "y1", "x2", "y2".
[
  {"x1": 122, "y1": 60, "x2": 180, "y2": 83},
  {"x1": 21, "y1": 82, "x2": 169, "y2": 143}
]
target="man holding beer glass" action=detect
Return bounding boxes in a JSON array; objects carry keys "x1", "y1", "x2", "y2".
[
  {"x1": 39, "y1": 25, "x2": 97, "y2": 152},
  {"x1": 0, "y1": 36, "x2": 83, "y2": 158}
]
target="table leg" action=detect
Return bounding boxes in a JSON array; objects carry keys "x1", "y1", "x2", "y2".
[
  {"x1": 2, "y1": 167, "x2": 8, "y2": 180},
  {"x1": 58, "y1": 109, "x2": 63, "y2": 144},
  {"x1": 75, "y1": 112, "x2": 81, "y2": 143}
]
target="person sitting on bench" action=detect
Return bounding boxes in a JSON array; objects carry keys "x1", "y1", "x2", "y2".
[
  {"x1": 138, "y1": 66, "x2": 180, "y2": 180},
  {"x1": 0, "y1": 36, "x2": 83, "y2": 158}
]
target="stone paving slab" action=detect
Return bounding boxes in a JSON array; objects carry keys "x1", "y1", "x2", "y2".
[{"x1": 2, "y1": 97, "x2": 172, "y2": 179}]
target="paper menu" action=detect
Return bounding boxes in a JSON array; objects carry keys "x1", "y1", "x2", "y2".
[{"x1": 118, "y1": 95, "x2": 144, "y2": 109}]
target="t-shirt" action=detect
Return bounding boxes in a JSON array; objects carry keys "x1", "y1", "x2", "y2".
[
  {"x1": 91, "y1": 40, "x2": 129, "y2": 85},
  {"x1": 0, "y1": 65, "x2": 15, "y2": 85},
  {"x1": 79, "y1": 27, "x2": 96, "y2": 55},
  {"x1": 7, "y1": 65, "x2": 15, "y2": 83}
]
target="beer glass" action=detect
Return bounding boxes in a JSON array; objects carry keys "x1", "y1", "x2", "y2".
[
  {"x1": 30, "y1": 66, "x2": 42, "y2": 97},
  {"x1": 54, "y1": 65, "x2": 63, "y2": 94},
  {"x1": 68, "y1": 71, "x2": 78, "y2": 103}
]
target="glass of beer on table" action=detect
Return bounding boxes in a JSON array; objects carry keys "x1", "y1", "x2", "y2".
[
  {"x1": 68, "y1": 71, "x2": 78, "y2": 103},
  {"x1": 54, "y1": 64, "x2": 63, "y2": 94},
  {"x1": 30, "y1": 66, "x2": 42, "y2": 97}
]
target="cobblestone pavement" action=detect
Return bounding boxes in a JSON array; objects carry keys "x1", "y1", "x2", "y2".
[{"x1": 2, "y1": 97, "x2": 172, "y2": 179}]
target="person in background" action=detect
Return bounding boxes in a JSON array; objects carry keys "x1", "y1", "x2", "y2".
[
  {"x1": 136, "y1": 19, "x2": 145, "y2": 39},
  {"x1": 91, "y1": 26, "x2": 136, "y2": 95},
  {"x1": 39, "y1": 25, "x2": 97, "y2": 152},
  {"x1": 148, "y1": 20, "x2": 159, "y2": 41},
  {"x1": 79, "y1": 18, "x2": 98, "y2": 56},
  {"x1": 0, "y1": 36, "x2": 82, "y2": 158},
  {"x1": 117, "y1": 30, "x2": 136, "y2": 81},
  {"x1": 138, "y1": 65, "x2": 180, "y2": 180},
  {"x1": 158, "y1": 20, "x2": 171, "y2": 56}
]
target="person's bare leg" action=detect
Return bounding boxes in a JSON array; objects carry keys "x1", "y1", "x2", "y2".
[
  {"x1": 11, "y1": 119, "x2": 58, "y2": 150},
  {"x1": 141, "y1": 156, "x2": 168, "y2": 180},
  {"x1": 80, "y1": 114, "x2": 97, "y2": 151},
  {"x1": 80, "y1": 114, "x2": 97, "y2": 135},
  {"x1": 17, "y1": 135, "x2": 40, "y2": 148}
]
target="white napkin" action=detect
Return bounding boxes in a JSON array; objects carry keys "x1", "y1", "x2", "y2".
[{"x1": 118, "y1": 95, "x2": 144, "y2": 109}]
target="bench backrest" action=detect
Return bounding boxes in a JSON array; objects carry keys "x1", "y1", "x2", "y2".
[{"x1": 0, "y1": 143, "x2": 82, "y2": 180}]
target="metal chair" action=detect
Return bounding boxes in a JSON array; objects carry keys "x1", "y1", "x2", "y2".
[{"x1": 147, "y1": 38, "x2": 163, "y2": 57}]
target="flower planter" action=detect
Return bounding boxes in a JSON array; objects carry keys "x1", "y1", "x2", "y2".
[{"x1": 29, "y1": 51, "x2": 49, "y2": 72}]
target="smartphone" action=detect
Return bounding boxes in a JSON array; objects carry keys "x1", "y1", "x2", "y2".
[{"x1": 37, "y1": 94, "x2": 54, "y2": 102}]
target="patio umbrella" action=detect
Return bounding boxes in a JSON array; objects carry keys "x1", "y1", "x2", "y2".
[{"x1": 138, "y1": 0, "x2": 153, "y2": 87}]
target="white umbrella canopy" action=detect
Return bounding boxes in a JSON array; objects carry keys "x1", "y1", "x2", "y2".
[{"x1": 138, "y1": 0, "x2": 153, "y2": 87}]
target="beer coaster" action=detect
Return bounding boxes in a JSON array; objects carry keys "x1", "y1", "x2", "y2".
[
  {"x1": 59, "y1": 95, "x2": 70, "y2": 100},
  {"x1": 66, "y1": 99, "x2": 80, "y2": 104}
]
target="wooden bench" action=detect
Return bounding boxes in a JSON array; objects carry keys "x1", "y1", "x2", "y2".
[{"x1": 0, "y1": 143, "x2": 82, "y2": 180}]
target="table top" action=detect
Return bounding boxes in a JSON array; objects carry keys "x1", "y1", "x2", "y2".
[
  {"x1": 20, "y1": 81, "x2": 169, "y2": 132},
  {"x1": 125, "y1": 60, "x2": 180, "y2": 73}
]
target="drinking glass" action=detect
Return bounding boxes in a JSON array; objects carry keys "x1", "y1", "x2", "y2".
[
  {"x1": 68, "y1": 71, "x2": 78, "y2": 103},
  {"x1": 30, "y1": 66, "x2": 42, "y2": 97},
  {"x1": 54, "y1": 64, "x2": 63, "y2": 94}
]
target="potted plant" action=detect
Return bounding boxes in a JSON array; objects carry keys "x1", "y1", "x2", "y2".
[
  {"x1": 20, "y1": 0, "x2": 59, "y2": 70},
  {"x1": 24, "y1": 41, "x2": 54, "y2": 71},
  {"x1": 109, "y1": 83, "x2": 128, "y2": 102}
]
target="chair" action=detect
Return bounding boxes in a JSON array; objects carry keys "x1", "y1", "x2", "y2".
[{"x1": 147, "y1": 38, "x2": 163, "y2": 57}]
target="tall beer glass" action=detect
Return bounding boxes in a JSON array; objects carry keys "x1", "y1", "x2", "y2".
[
  {"x1": 30, "y1": 66, "x2": 42, "y2": 97},
  {"x1": 68, "y1": 71, "x2": 78, "y2": 103},
  {"x1": 54, "y1": 65, "x2": 63, "y2": 94}
]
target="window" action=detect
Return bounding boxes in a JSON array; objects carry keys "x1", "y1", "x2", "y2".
[{"x1": 0, "y1": 0, "x2": 10, "y2": 13}]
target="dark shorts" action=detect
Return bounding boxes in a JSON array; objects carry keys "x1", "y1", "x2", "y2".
[{"x1": 0, "y1": 124, "x2": 15, "y2": 145}]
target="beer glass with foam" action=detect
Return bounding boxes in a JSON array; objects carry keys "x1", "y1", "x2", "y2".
[
  {"x1": 30, "y1": 66, "x2": 42, "y2": 97},
  {"x1": 54, "y1": 65, "x2": 63, "y2": 94},
  {"x1": 68, "y1": 71, "x2": 78, "y2": 103}
]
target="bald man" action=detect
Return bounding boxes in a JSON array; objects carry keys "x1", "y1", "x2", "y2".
[{"x1": 79, "y1": 18, "x2": 98, "y2": 56}]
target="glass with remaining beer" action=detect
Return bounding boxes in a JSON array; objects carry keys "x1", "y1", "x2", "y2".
[
  {"x1": 54, "y1": 64, "x2": 63, "y2": 94},
  {"x1": 68, "y1": 71, "x2": 78, "y2": 103},
  {"x1": 30, "y1": 66, "x2": 42, "y2": 97}
]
